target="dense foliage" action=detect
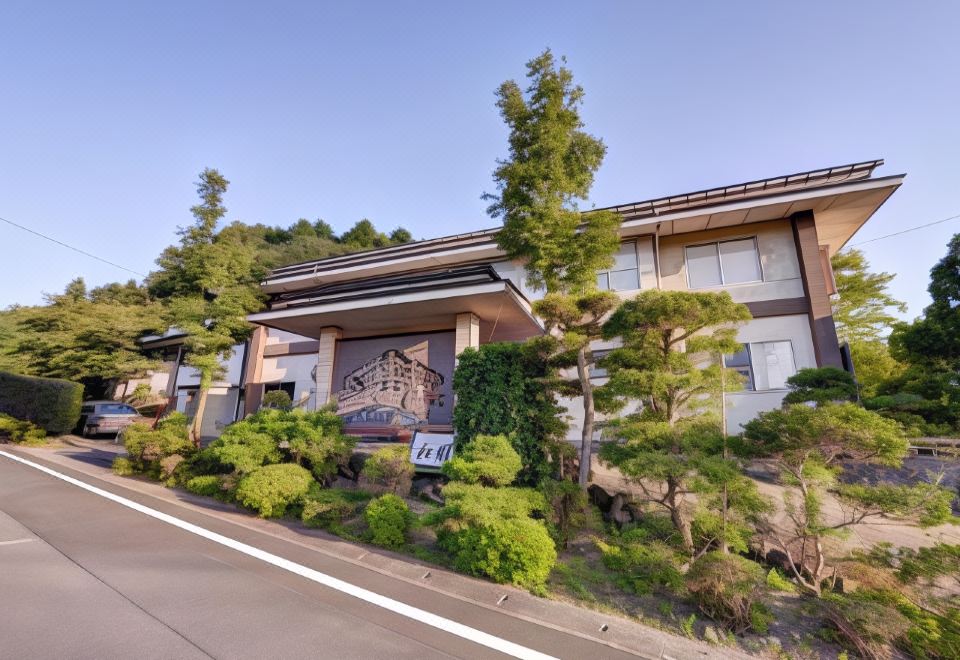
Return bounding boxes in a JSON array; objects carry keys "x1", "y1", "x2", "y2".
[
  {"x1": 0, "y1": 371, "x2": 83, "y2": 435},
  {"x1": 430, "y1": 434, "x2": 556, "y2": 590},
  {"x1": 359, "y1": 444, "x2": 414, "y2": 495},
  {"x1": 364, "y1": 494, "x2": 413, "y2": 548},
  {"x1": 235, "y1": 463, "x2": 314, "y2": 517},
  {"x1": 452, "y1": 342, "x2": 566, "y2": 485},
  {"x1": 122, "y1": 413, "x2": 194, "y2": 479},
  {"x1": 783, "y1": 366, "x2": 858, "y2": 404},
  {"x1": 0, "y1": 413, "x2": 47, "y2": 444},
  {"x1": 205, "y1": 408, "x2": 355, "y2": 481},
  {"x1": 441, "y1": 434, "x2": 522, "y2": 487}
]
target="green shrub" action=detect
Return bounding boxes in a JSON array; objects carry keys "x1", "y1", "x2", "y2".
[
  {"x1": 122, "y1": 414, "x2": 194, "y2": 477},
  {"x1": 0, "y1": 371, "x2": 83, "y2": 435},
  {"x1": 207, "y1": 423, "x2": 282, "y2": 474},
  {"x1": 235, "y1": 463, "x2": 314, "y2": 517},
  {"x1": 360, "y1": 445, "x2": 414, "y2": 495},
  {"x1": 185, "y1": 475, "x2": 223, "y2": 497},
  {"x1": 0, "y1": 413, "x2": 47, "y2": 444},
  {"x1": 685, "y1": 553, "x2": 770, "y2": 633},
  {"x1": 783, "y1": 367, "x2": 858, "y2": 405},
  {"x1": 262, "y1": 390, "x2": 293, "y2": 409},
  {"x1": 112, "y1": 456, "x2": 135, "y2": 476},
  {"x1": 216, "y1": 408, "x2": 355, "y2": 482},
  {"x1": 434, "y1": 482, "x2": 550, "y2": 525},
  {"x1": 364, "y1": 494, "x2": 413, "y2": 548},
  {"x1": 442, "y1": 434, "x2": 522, "y2": 487},
  {"x1": 452, "y1": 342, "x2": 567, "y2": 485},
  {"x1": 438, "y1": 517, "x2": 556, "y2": 591},
  {"x1": 596, "y1": 538, "x2": 683, "y2": 595},
  {"x1": 430, "y1": 481, "x2": 555, "y2": 590},
  {"x1": 766, "y1": 567, "x2": 798, "y2": 593},
  {"x1": 301, "y1": 488, "x2": 371, "y2": 530}
]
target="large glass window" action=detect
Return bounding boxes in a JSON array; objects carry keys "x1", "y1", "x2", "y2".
[
  {"x1": 723, "y1": 341, "x2": 796, "y2": 391},
  {"x1": 686, "y1": 238, "x2": 762, "y2": 288},
  {"x1": 597, "y1": 242, "x2": 640, "y2": 291}
]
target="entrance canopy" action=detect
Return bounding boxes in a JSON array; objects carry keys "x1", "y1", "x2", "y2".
[{"x1": 248, "y1": 264, "x2": 543, "y2": 342}]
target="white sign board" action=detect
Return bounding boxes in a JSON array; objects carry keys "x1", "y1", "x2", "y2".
[{"x1": 410, "y1": 432, "x2": 455, "y2": 468}]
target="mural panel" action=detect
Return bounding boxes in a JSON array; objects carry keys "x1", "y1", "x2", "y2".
[{"x1": 331, "y1": 332, "x2": 455, "y2": 439}]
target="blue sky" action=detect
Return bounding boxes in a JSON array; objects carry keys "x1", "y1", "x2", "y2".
[{"x1": 1, "y1": 1, "x2": 958, "y2": 317}]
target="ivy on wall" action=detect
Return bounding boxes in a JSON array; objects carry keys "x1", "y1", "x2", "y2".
[{"x1": 452, "y1": 342, "x2": 567, "y2": 485}]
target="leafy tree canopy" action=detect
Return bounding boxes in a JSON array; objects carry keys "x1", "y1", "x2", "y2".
[
  {"x1": 487, "y1": 49, "x2": 620, "y2": 295},
  {"x1": 831, "y1": 249, "x2": 906, "y2": 343},
  {"x1": 783, "y1": 367, "x2": 858, "y2": 405}
]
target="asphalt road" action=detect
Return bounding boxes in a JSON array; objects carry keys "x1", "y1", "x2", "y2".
[{"x1": 0, "y1": 452, "x2": 642, "y2": 660}]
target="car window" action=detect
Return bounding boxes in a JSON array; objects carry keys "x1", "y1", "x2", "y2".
[{"x1": 98, "y1": 403, "x2": 137, "y2": 414}]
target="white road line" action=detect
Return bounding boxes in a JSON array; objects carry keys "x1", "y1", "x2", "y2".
[{"x1": 0, "y1": 450, "x2": 556, "y2": 660}]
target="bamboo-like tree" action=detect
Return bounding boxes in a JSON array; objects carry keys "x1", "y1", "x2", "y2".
[{"x1": 486, "y1": 50, "x2": 621, "y2": 487}]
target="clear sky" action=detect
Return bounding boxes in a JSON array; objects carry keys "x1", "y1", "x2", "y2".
[{"x1": 1, "y1": 1, "x2": 958, "y2": 317}]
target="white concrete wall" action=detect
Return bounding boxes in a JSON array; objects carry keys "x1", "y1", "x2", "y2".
[
  {"x1": 724, "y1": 313, "x2": 816, "y2": 433},
  {"x1": 175, "y1": 344, "x2": 246, "y2": 388},
  {"x1": 113, "y1": 362, "x2": 174, "y2": 400},
  {"x1": 173, "y1": 386, "x2": 240, "y2": 437},
  {"x1": 260, "y1": 353, "x2": 318, "y2": 408},
  {"x1": 265, "y1": 328, "x2": 314, "y2": 345}
]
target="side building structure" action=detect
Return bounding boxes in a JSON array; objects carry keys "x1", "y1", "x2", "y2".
[{"x1": 126, "y1": 160, "x2": 904, "y2": 442}]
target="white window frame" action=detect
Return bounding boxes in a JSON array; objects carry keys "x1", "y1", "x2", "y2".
[
  {"x1": 723, "y1": 339, "x2": 797, "y2": 392},
  {"x1": 684, "y1": 236, "x2": 763, "y2": 289},
  {"x1": 597, "y1": 241, "x2": 641, "y2": 292}
]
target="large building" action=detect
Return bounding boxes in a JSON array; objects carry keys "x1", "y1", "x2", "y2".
[{"x1": 174, "y1": 160, "x2": 903, "y2": 441}]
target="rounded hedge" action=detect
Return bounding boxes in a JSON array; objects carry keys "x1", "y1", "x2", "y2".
[
  {"x1": 0, "y1": 371, "x2": 83, "y2": 435},
  {"x1": 235, "y1": 463, "x2": 314, "y2": 517},
  {"x1": 438, "y1": 517, "x2": 557, "y2": 590},
  {"x1": 364, "y1": 494, "x2": 413, "y2": 548}
]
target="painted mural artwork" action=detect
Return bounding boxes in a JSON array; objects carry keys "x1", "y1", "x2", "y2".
[{"x1": 334, "y1": 340, "x2": 445, "y2": 435}]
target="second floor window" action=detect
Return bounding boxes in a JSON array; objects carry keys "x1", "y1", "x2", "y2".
[
  {"x1": 685, "y1": 237, "x2": 762, "y2": 289},
  {"x1": 597, "y1": 241, "x2": 640, "y2": 291}
]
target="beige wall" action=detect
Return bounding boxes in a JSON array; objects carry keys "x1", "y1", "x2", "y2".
[{"x1": 658, "y1": 220, "x2": 804, "y2": 303}]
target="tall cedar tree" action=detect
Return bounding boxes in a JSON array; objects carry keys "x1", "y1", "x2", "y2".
[
  {"x1": 486, "y1": 50, "x2": 621, "y2": 486},
  {"x1": 151, "y1": 169, "x2": 263, "y2": 444},
  {"x1": 597, "y1": 290, "x2": 754, "y2": 553}
]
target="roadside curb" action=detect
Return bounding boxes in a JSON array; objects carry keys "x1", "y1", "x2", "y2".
[{"x1": 3, "y1": 444, "x2": 750, "y2": 660}]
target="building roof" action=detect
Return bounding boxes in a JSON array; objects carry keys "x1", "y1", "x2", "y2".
[{"x1": 262, "y1": 159, "x2": 902, "y2": 293}]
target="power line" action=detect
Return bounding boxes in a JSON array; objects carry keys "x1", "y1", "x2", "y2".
[
  {"x1": 0, "y1": 214, "x2": 147, "y2": 277},
  {"x1": 847, "y1": 212, "x2": 960, "y2": 247}
]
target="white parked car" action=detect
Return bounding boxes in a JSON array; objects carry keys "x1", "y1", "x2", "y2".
[{"x1": 77, "y1": 401, "x2": 150, "y2": 438}]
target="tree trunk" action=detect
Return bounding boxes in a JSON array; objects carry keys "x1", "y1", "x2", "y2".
[
  {"x1": 190, "y1": 386, "x2": 209, "y2": 448},
  {"x1": 576, "y1": 346, "x2": 594, "y2": 488},
  {"x1": 666, "y1": 476, "x2": 694, "y2": 554}
]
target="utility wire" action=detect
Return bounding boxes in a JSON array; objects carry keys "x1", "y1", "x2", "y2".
[
  {"x1": 0, "y1": 214, "x2": 147, "y2": 277},
  {"x1": 847, "y1": 212, "x2": 960, "y2": 247}
]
